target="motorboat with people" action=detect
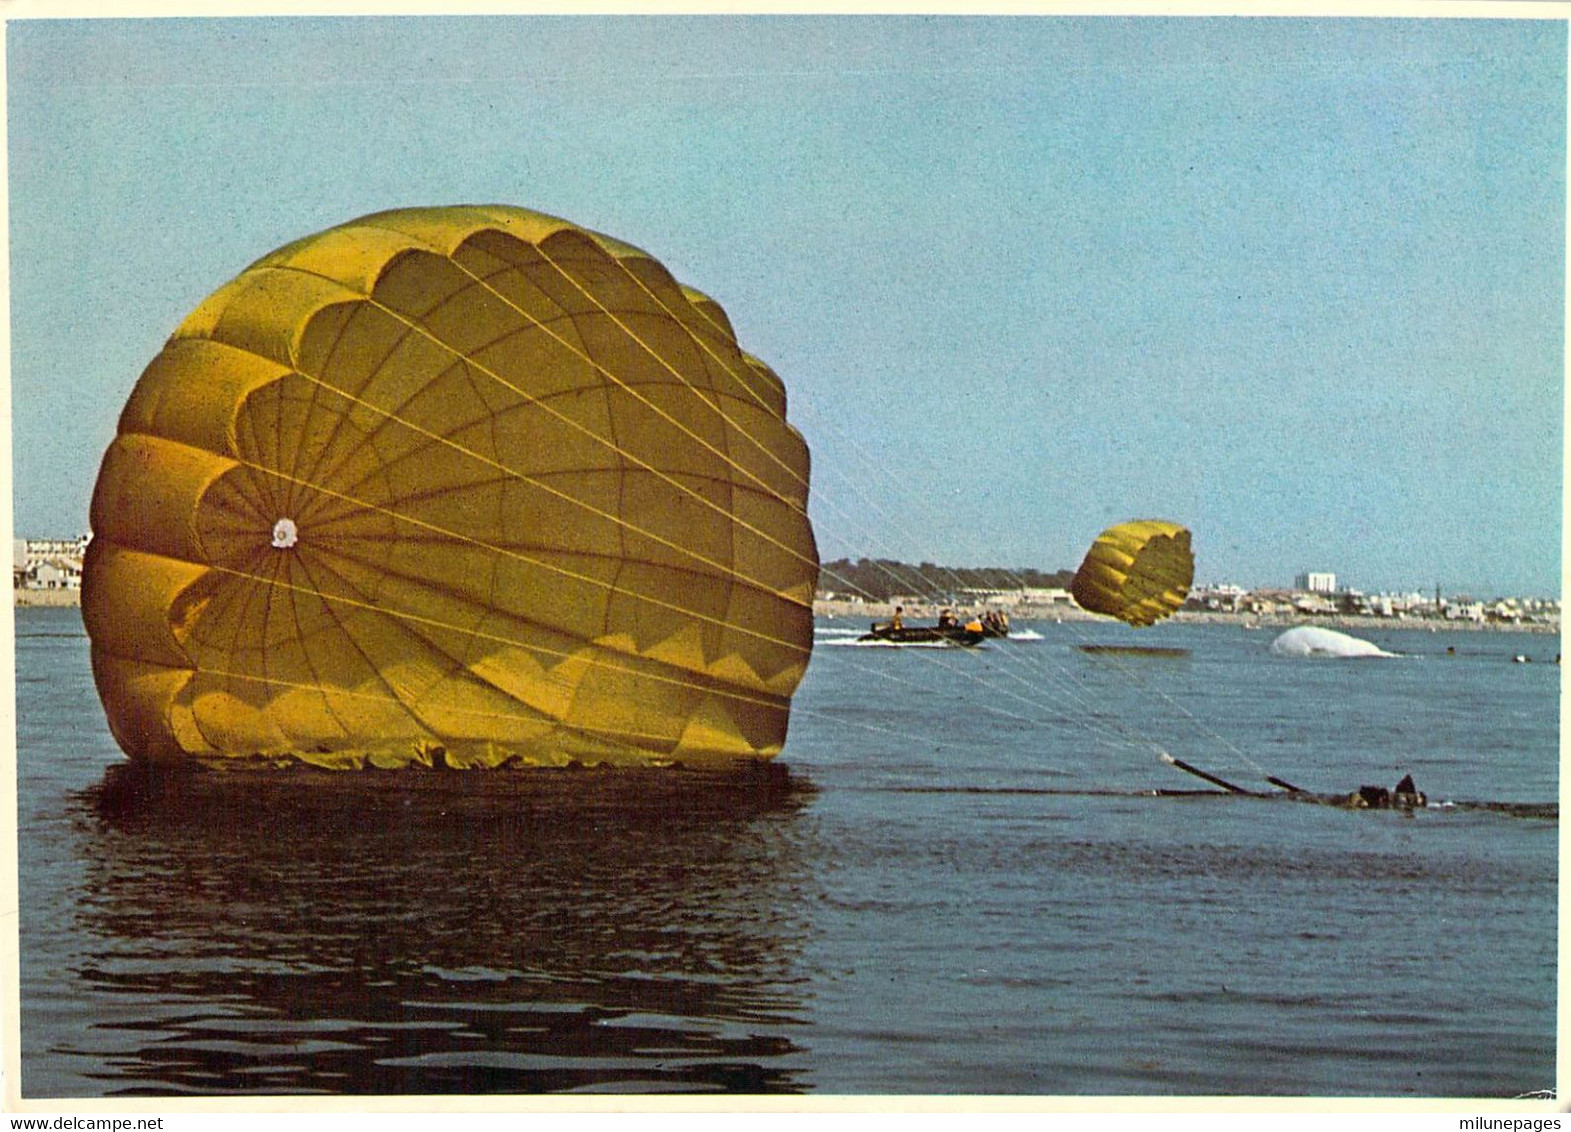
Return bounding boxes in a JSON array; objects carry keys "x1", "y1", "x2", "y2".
[{"x1": 859, "y1": 607, "x2": 988, "y2": 647}]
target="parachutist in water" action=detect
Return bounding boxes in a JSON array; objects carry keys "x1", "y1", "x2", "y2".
[
  {"x1": 1341, "y1": 774, "x2": 1426, "y2": 809},
  {"x1": 1392, "y1": 774, "x2": 1426, "y2": 806}
]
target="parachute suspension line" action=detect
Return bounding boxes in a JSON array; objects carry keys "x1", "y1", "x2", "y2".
[
  {"x1": 762, "y1": 393, "x2": 1174, "y2": 754},
  {"x1": 260, "y1": 360, "x2": 811, "y2": 612},
  {"x1": 452, "y1": 238, "x2": 1046, "y2": 662},
  {"x1": 281, "y1": 548, "x2": 368, "y2": 743},
  {"x1": 668, "y1": 364, "x2": 1145, "y2": 728},
  {"x1": 528, "y1": 240, "x2": 1087, "y2": 672},
  {"x1": 927, "y1": 544, "x2": 1259, "y2": 776},
  {"x1": 287, "y1": 259, "x2": 1108, "y2": 745},
  {"x1": 166, "y1": 661, "x2": 751, "y2": 761},
  {"x1": 250, "y1": 515, "x2": 1066, "y2": 736},
  {"x1": 893, "y1": 520, "x2": 1257, "y2": 779},
  {"x1": 232, "y1": 404, "x2": 1108, "y2": 741},
  {"x1": 233, "y1": 522, "x2": 1105, "y2": 759},
  {"x1": 229, "y1": 458, "x2": 1107, "y2": 740},
  {"x1": 274, "y1": 251, "x2": 1070, "y2": 741},
  {"x1": 329, "y1": 257, "x2": 810, "y2": 525},
  {"x1": 180, "y1": 656, "x2": 1023, "y2": 761},
  {"x1": 227, "y1": 378, "x2": 1092, "y2": 737},
  {"x1": 223, "y1": 454, "x2": 813, "y2": 658},
  {"x1": 517, "y1": 261, "x2": 1132, "y2": 738},
  {"x1": 1044, "y1": 560, "x2": 1270, "y2": 781},
  {"x1": 249, "y1": 263, "x2": 819, "y2": 599},
  {"x1": 201, "y1": 554, "x2": 1064, "y2": 738},
  {"x1": 522, "y1": 244, "x2": 813, "y2": 498},
  {"x1": 1113, "y1": 665, "x2": 1273, "y2": 780},
  {"x1": 777, "y1": 395, "x2": 1208, "y2": 766},
  {"x1": 598, "y1": 248, "x2": 1096, "y2": 722},
  {"x1": 199, "y1": 559, "x2": 795, "y2": 715},
  {"x1": 301, "y1": 284, "x2": 828, "y2": 585},
  {"x1": 273, "y1": 266, "x2": 1096, "y2": 731},
  {"x1": 430, "y1": 248, "x2": 934, "y2": 613},
  {"x1": 209, "y1": 539, "x2": 285, "y2": 752}
]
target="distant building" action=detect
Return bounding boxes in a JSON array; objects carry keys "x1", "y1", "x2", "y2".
[
  {"x1": 955, "y1": 587, "x2": 1073, "y2": 607},
  {"x1": 1295, "y1": 571, "x2": 1337, "y2": 594},
  {"x1": 1186, "y1": 583, "x2": 1247, "y2": 612},
  {"x1": 1292, "y1": 593, "x2": 1338, "y2": 615},
  {"x1": 1444, "y1": 600, "x2": 1486, "y2": 623},
  {"x1": 1013, "y1": 587, "x2": 1073, "y2": 607},
  {"x1": 14, "y1": 534, "x2": 90, "y2": 590},
  {"x1": 27, "y1": 560, "x2": 78, "y2": 590},
  {"x1": 17, "y1": 535, "x2": 90, "y2": 567}
]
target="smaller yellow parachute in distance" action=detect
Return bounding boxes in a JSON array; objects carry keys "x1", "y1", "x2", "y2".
[{"x1": 1070, "y1": 520, "x2": 1194, "y2": 628}]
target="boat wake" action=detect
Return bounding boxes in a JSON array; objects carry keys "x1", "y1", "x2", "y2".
[
  {"x1": 817, "y1": 625, "x2": 1041, "y2": 643},
  {"x1": 819, "y1": 636, "x2": 964, "y2": 649}
]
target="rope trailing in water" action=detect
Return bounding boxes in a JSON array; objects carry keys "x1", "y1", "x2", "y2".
[{"x1": 1158, "y1": 751, "x2": 1252, "y2": 795}]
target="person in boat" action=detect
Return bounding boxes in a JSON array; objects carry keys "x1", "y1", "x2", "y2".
[
  {"x1": 977, "y1": 609, "x2": 1009, "y2": 636},
  {"x1": 888, "y1": 606, "x2": 904, "y2": 631},
  {"x1": 937, "y1": 608, "x2": 958, "y2": 629}
]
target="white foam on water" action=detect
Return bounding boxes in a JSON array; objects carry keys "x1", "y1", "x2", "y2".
[
  {"x1": 814, "y1": 626, "x2": 866, "y2": 637},
  {"x1": 1005, "y1": 629, "x2": 1045, "y2": 641},
  {"x1": 1269, "y1": 625, "x2": 1397, "y2": 659}
]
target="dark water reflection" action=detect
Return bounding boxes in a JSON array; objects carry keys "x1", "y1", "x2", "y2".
[{"x1": 61, "y1": 764, "x2": 817, "y2": 1095}]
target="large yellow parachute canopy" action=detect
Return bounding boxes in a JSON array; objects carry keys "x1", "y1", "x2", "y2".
[
  {"x1": 83, "y1": 206, "x2": 819, "y2": 771},
  {"x1": 1070, "y1": 520, "x2": 1193, "y2": 628}
]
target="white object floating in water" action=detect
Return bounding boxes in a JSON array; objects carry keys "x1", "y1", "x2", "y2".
[
  {"x1": 1269, "y1": 625, "x2": 1395, "y2": 659},
  {"x1": 1513, "y1": 654, "x2": 1530, "y2": 664}
]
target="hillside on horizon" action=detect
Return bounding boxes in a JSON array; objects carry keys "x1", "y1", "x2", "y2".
[{"x1": 817, "y1": 557, "x2": 1076, "y2": 603}]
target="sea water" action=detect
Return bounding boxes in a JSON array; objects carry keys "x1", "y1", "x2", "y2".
[{"x1": 15, "y1": 606, "x2": 1558, "y2": 1097}]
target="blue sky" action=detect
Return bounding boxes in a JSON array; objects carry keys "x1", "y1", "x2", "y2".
[{"x1": 7, "y1": 14, "x2": 1564, "y2": 596}]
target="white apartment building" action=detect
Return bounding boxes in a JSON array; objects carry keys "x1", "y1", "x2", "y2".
[{"x1": 1295, "y1": 571, "x2": 1337, "y2": 594}]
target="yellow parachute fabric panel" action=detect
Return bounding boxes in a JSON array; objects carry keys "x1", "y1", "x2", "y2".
[
  {"x1": 83, "y1": 205, "x2": 819, "y2": 770},
  {"x1": 1070, "y1": 520, "x2": 1194, "y2": 628}
]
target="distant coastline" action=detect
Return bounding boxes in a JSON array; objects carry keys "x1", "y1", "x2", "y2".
[
  {"x1": 813, "y1": 598, "x2": 1560, "y2": 634},
  {"x1": 13, "y1": 588, "x2": 1557, "y2": 634}
]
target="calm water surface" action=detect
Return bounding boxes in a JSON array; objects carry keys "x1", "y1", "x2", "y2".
[{"x1": 16, "y1": 607, "x2": 1558, "y2": 1096}]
